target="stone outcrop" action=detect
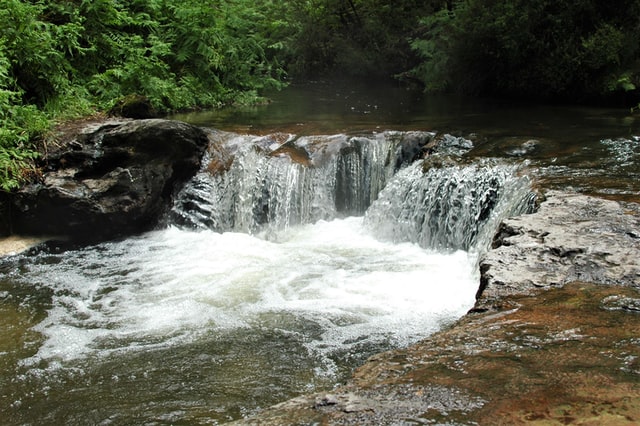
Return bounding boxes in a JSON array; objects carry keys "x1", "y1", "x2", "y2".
[
  {"x1": 234, "y1": 191, "x2": 640, "y2": 425},
  {"x1": 476, "y1": 190, "x2": 640, "y2": 310},
  {"x1": 8, "y1": 119, "x2": 209, "y2": 242}
]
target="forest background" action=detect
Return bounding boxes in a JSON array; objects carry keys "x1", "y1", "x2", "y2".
[{"x1": 2, "y1": 0, "x2": 640, "y2": 190}]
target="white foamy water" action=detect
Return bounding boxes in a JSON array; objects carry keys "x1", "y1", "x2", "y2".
[{"x1": 21, "y1": 217, "x2": 478, "y2": 368}]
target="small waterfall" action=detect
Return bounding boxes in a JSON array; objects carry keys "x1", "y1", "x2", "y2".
[
  {"x1": 334, "y1": 136, "x2": 396, "y2": 214},
  {"x1": 363, "y1": 158, "x2": 535, "y2": 252},
  {"x1": 170, "y1": 131, "x2": 434, "y2": 234},
  {"x1": 170, "y1": 131, "x2": 535, "y2": 250},
  {"x1": 171, "y1": 143, "x2": 338, "y2": 234}
]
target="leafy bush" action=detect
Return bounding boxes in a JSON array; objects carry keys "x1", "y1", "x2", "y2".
[
  {"x1": 410, "y1": 0, "x2": 640, "y2": 102},
  {"x1": 0, "y1": 31, "x2": 43, "y2": 190},
  {"x1": 0, "y1": 0, "x2": 289, "y2": 191}
]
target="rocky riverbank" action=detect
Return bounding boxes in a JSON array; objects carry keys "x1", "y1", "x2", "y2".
[
  {"x1": 235, "y1": 191, "x2": 640, "y2": 425},
  {"x1": 2, "y1": 118, "x2": 639, "y2": 424},
  {"x1": 1, "y1": 119, "x2": 209, "y2": 243}
]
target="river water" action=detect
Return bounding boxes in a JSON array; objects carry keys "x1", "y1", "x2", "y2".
[
  {"x1": 1, "y1": 81, "x2": 639, "y2": 425},
  {"x1": 173, "y1": 80, "x2": 640, "y2": 201}
]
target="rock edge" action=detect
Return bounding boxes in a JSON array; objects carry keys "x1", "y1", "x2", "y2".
[{"x1": 2, "y1": 119, "x2": 209, "y2": 243}]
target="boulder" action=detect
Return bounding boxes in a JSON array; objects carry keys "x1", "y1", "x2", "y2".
[
  {"x1": 9, "y1": 119, "x2": 209, "y2": 242},
  {"x1": 475, "y1": 190, "x2": 640, "y2": 310}
]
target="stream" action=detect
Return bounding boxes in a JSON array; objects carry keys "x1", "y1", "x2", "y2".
[{"x1": 1, "y1": 80, "x2": 639, "y2": 425}]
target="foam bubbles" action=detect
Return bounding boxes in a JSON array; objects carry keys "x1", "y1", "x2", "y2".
[{"x1": 21, "y1": 218, "x2": 478, "y2": 367}]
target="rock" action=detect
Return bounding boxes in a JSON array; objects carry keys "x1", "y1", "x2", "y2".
[
  {"x1": 109, "y1": 94, "x2": 159, "y2": 119},
  {"x1": 423, "y1": 133, "x2": 474, "y2": 157},
  {"x1": 270, "y1": 140, "x2": 312, "y2": 166},
  {"x1": 601, "y1": 295, "x2": 640, "y2": 312},
  {"x1": 9, "y1": 119, "x2": 209, "y2": 242},
  {"x1": 0, "y1": 192, "x2": 10, "y2": 237},
  {"x1": 476, "y1": 190, "x2": 640, "y2": 310},
  {"x1": 0, "y1": 235, "x2": 48, "y2": 256}
]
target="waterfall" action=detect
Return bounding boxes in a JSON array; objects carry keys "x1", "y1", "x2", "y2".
[
  {"x1": 170, "y1": 131, "x2": 535, "y2": 250},
  {"x1": 6, "y1": 130, "x2": 536, "y2": 426},
  {"x1": 363, "y1": 159, "x2": 535, "y2": 252},
  {"x1": 170, "y1": 131, "x2": 432, "y2": 235}
]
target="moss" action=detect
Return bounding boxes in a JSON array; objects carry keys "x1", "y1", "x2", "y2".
[{"x1": 109, "y1": 95, "x2": 159, "y2": 119}]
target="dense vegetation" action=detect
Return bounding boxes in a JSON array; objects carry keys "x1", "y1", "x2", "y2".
[
  {"x1": 1, "y1": 0, "x2": 286, "y2": 190},
  {"x1": 410, "y1": 0, "x2": 640, "y2": 101},
  {"x1": 2, "y1": 0, "x2": 639, "y2": 190}
]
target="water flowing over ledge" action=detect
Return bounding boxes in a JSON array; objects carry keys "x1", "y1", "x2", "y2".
[
  {"x1": 0, "y1": 123, "x2": 540, "y2": 424},
  {"x1": 170, "y1": 130, "x2": 536, "y2": 253}
]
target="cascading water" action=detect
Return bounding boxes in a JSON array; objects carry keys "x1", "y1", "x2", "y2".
[
  {"x1": 170, "y1": 131, "x2": 428, "y2": 235},
  {"x1": 1, "y1": 130, "x2": 535, "y2": 425},
  {"x1": 171, "y1": 130, "x2": 534, "y2": 251},
  {"x1": 364, "y1": 158, "x2": 535, "y2": 253}
]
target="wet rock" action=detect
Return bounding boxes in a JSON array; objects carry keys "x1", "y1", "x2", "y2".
[
  {"x1": 234, "y1": 384, "x2": 484, "y2": 426},
  {"x1": 9, "y1": 119, "x2": 209, "y2": 242},
  {"x1": 204, "y1": 130, "x2": 237, "y2": 175},
  {"x1": 601, "y1": 295, "x2": 640, "y2": 313},
  {"x1": 270, "y1": 140, "x2": 311, "y2": 166},
  {"x1": 505, "y1": 138, "x2": 539, "y2": 157},
  {"x1": 0, "y1": 235, "x2": 48, "y2": 256},
  {"x1": 423, "y1": 133, "x2": 473, "y2": 157},
  {"x1": 477, "y1": 190, "x2": 640, "y2": 308},
  {"x1": 386, "y1": 130, "x2": 440, "y2": 168},
  {"x1": 314, "y1": 394, "x2": 340, "y2": 407}
]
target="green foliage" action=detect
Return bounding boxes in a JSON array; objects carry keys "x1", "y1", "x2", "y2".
[
  {"x1": 0, "y1": 0, "x2": 289, "y2": 191},
  {"x1": 282, "y1": 0, "x2": 441, "y2": 78},
  {"x1": 2, "y1": 0, "x2": 640, "y2": 191},
  {"x1": 0, "y1": 0, "x2": 76, "y2": 105},
  {"x1": 0, "y1": 93, "x2": 46, "y2": 191},
  {"x1": 410, "y1": 0, "x2": 640, "y2": 102},
  {"x1": 0, "y1": 34, "x2": 43, "y2": 190},
  {"x1": 79, "y1": 0, "x2": 286, "y2": 112}
]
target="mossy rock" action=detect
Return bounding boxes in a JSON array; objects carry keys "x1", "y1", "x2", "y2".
[{"x1": 110, "y1": 95, "x2": 159, "y2": 119}]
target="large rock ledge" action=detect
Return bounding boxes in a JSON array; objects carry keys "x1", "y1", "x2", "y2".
[
  {"x1": 1, "y1": 119, "x2": 209, "y2": 242},
  {"x1": 235, "y1": 191, "x2": 640, "y2": 425},
  {"x1": 477, "y1": 190, "x2": 640, "y2": 308}
]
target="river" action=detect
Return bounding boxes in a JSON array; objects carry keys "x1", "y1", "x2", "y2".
[
  {"x1": 1, "y1": 81, "x2": 639, "y2": 425},
  {"x1": 174, "y1": 80, "x2": 640, "y2": 200}
]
